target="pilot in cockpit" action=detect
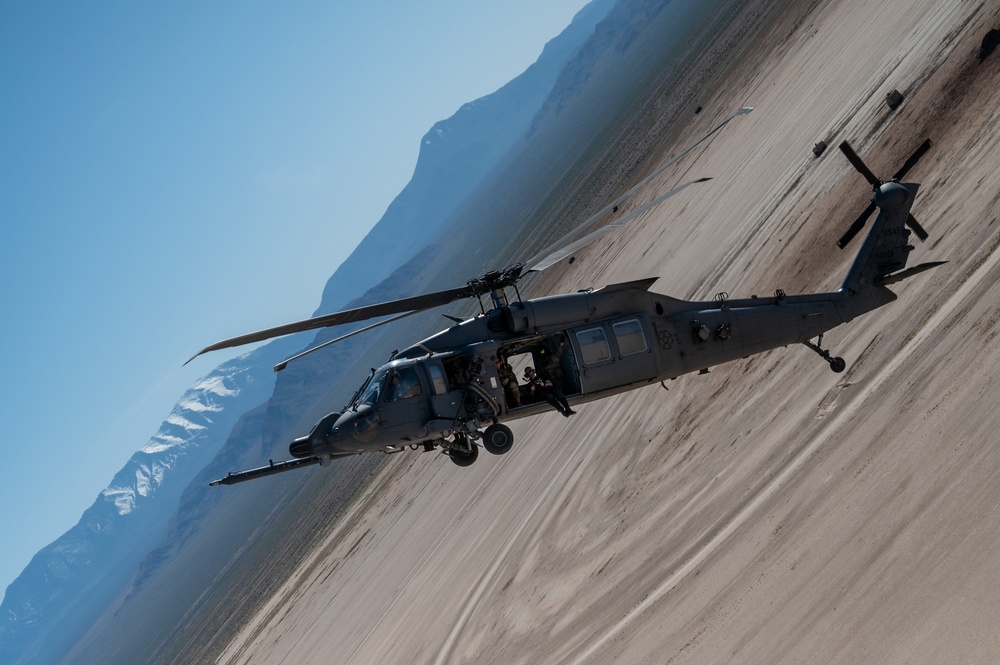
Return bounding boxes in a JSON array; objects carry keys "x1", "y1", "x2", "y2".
[{"x1": 387, "y1": 368, "x2": 422, "y2": 401}]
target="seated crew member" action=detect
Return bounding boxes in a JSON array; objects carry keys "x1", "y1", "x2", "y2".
[
  {"x1": 523, "y1": 366, "x2": 575, "y2": 417},
  {"x1": 494, "y1": 356, "x2": 521, "y2": 408}
]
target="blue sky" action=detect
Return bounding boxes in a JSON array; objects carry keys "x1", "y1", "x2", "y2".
[{"x1": 0, "y1": 0, "x2": 591, "y2": 598}]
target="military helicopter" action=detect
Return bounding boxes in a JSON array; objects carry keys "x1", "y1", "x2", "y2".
[{"x1": 195, "y1": 108, "x2": 943, "y2": 485}]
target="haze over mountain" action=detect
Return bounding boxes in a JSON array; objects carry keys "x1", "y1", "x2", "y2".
[
  {"x1": 0, "y1": 0, "x2": 751, "y2": 661},
  {"x1": 1, "y1": 2, "x2": 627, "y2": 663}
]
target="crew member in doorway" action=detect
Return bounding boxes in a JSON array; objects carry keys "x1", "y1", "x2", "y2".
[
  {"x1": 538, "y1": 338, "x2": 566, "y2": 391},
  {"x1": 524, "y1": 366, "x2": 575, "y2": 417},
  {"x1": 495, "y1": 356, "x2": 521, "y2": 408}
]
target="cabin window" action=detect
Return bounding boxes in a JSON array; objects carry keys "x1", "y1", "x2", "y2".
[
  {"x1": 386, "y1": 367, "x2": 422, "y2": 401},
  {"x1": 613, "y1": 319, "x2": 647, "y2": 356},
  {"x1": 426, "y1": 363, "x2": 448, "y2": 395},
  {"x1": 576, "y1": 327, "x2": 611, "y2": 365}
]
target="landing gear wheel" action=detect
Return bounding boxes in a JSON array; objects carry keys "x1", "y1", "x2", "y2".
[
  {"x1": 482, "y1": 424, "x2": 514, "y2": 455},
  {"x1": 803, "y1": 336, "x2": 846, "y2": 373},
  {"x1": 449, "y1": 443, "x2": 479, "y2": 467}
]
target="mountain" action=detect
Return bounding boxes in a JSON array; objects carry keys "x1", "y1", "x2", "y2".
[
  {"x1": 0, "y1": 3, "x2": 616, "y2": 664},
  {"x1": 0, "y1": 0, "x2": 760, "y2": 660},
  {"x1": 315, "y1": 0, "x2": 617, "y2": 315},
  {"x1": 0, "y1": 347, "x2": 295, "y2": 665}
]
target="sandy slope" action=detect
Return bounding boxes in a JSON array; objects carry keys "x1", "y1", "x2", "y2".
[{"x1": 217, "y1": 1, "x2": 1000, "y2": 663}]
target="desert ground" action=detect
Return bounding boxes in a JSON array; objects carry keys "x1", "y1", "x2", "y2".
[{"x1": 216, "y1": 1, "x2": 1000, "y2": 663}]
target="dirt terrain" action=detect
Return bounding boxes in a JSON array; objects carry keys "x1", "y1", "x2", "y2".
[{"x1": 217, "y1": 1, "x2": 1000, "y2": 662}]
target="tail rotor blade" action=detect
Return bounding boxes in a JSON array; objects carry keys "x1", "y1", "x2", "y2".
[
  {"x1": 839, "y1": 141, "x2": 881, "y2": 188},
  {"x1": 892, "y1": 138, "x2": 932, "y2": 181},
  {"x1": 837, "y1": 201, "x2": 877, "y2": 249},
  {"x1": 906, "y1": 213, "x2": 929, "y2": 241}
]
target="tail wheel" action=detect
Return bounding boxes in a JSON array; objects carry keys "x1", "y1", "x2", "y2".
[
  {"x1": 483, "y1": 424, "x2": 514, "y2": 455},
  {"x1": 449, "y1": 443, "x2": 479, "y2": 467},
  {"x1": 829, "y1": 357, "x2": 847, "y2": 373}
]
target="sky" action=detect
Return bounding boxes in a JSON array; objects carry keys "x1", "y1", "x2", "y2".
[{"x1": 0, "y1": 0, "x2": 592, "y2": 598}]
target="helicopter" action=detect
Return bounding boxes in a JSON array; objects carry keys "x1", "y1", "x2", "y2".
[{"x1": 194, "y1": 108, "x2": 944, "y2": 485}]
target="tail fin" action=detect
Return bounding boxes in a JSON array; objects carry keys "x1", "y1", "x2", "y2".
[{"x1": 842, "y1": 181, "x2": 922, "y2": 294}]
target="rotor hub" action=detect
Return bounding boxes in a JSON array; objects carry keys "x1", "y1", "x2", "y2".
[{"x1": 874, "y1": 181, "x2": 910, "y2": 209}]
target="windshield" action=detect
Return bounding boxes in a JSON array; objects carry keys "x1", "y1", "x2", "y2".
[{"x1": 357, "y1": 368, "x2": 388, "y2": 407}]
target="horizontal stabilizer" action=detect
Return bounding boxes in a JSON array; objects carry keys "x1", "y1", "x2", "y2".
[{"x1": 875, "y1": 261, "x2": 948, "y2": 286}]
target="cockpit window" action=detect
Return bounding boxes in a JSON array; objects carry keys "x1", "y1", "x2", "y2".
[
  {"x1": 386, "y1": 367, "x2": 422, "y2": 401},
  {"x1": 359, "y1": 369, "x2": 387, "y2": 406}
]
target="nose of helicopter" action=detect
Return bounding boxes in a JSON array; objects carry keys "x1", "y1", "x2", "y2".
[
  {"x1": 289, "y1": 435, "x2": 314, "y2": 458},
  {"x1": 289, "y1": 410, "x2": 346, "y2": 458},
  {"x1": 288, "y1": 406, "x2": 380, "y2": 458}
]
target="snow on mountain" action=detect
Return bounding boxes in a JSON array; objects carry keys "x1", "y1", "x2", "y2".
[
  {"x1": 0, "y1": 350, "x2": 285, "y2": 665},
  {"x1": 0, "y1": 3, "x2": 617, "y2": 663},
  {"x1": 102, "y1": 376, "x2": 238, "y2": 515}
]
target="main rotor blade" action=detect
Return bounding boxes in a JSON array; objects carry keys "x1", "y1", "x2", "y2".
[
  {"x1": 892, "y1": 138, "x2": 932, "y2": 181},
  {"x1": 524, "y1": 106, "x2": 752, "y2": 273},
  {"x1": 273, "y1": 310, "x2": 417, "y2": 372},
  {"x1": 187, "y1": 283, "x2": 474, "y2": 363},
  {"x1": 839, "y1": 140, "x2": 881, "y2": 187},
  {"x1": 191, "y1": 107, "x2": 754, "y2": 363},
  {"x1": 526, "y1": 178, "x2": 711, "y2": 271}
]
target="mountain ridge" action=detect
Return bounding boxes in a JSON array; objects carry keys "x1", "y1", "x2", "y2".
[{"x1": 0, "y1": 3, "x2": 616, "y2": 663}]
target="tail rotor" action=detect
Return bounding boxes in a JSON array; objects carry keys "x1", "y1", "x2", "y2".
[{"x1": 836, "y1": 139, "x2": 932, "y2": 248}]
